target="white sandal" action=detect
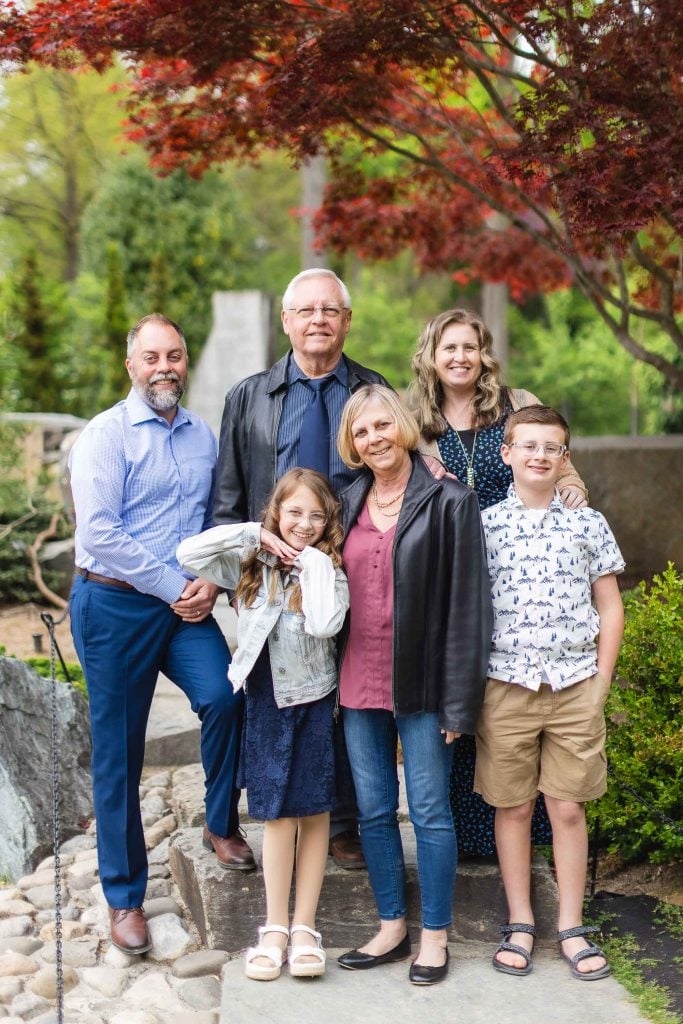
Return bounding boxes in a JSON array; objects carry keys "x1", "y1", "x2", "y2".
[
  {"x1": 288, "y1": 923, "x2": 326, "y2": 978},
  {"x1": 245, "y1": 924, "x2": 289, "y2": 981}
]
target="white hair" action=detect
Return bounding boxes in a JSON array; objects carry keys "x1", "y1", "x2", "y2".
[{"x1": 281, "y1": 268, "x2": 351, "y2": 310}]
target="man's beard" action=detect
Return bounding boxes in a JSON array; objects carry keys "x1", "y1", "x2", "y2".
[{"x1": 132, "y1": 371, "x2": 185, "y2": 412}]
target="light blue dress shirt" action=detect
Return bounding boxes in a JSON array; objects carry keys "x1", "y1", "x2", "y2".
[{"x1": 69, "y1": 389, "x2": 217, "y2": 604}]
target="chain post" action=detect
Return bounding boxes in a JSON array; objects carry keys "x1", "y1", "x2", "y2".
[{"x1": 41, "y1": 612, "x2": 64, "y2": 1024}]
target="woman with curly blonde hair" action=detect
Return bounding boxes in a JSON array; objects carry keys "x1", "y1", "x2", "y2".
[{"x1": 410, "y1": 308, "x2": 588, "y2": 858}]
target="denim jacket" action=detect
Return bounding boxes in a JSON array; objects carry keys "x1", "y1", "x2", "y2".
[{"x1": 176, "y1": 523, "x2": 349, "y2": 709}]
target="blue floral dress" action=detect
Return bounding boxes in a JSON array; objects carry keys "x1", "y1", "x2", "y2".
[{"x1": 437, "y1": 397, "x2": 553, "y2": 855}]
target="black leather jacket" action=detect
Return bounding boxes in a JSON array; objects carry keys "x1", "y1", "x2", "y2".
[
  {"x1": 339, "y1": 453, "x2": 493, "y2": 735},
  {"x1": 213, "y1": 352, "x2": 388, "y2": 523}
]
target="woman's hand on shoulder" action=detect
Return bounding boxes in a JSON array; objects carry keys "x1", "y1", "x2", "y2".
[
  {"x1": 441, "y1": 729, "x2": 461, "y2": 744},
  {"x1": 259, "y1": 527, "x2": 299, "y2": 565},
  {"x1": 559, "y1": 485, "x2": 588, "y2": 509},
  {"x1": 422, "y1": 455, "x2": 457, "y2": 481}
]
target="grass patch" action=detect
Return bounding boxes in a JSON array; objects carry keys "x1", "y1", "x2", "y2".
[{"x1": 601, "y1": 931, "x2": 680, "y2": 1024}]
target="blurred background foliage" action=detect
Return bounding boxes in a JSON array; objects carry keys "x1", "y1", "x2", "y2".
[{"x1": 0, "y1": 62, "x2": 680, "y2": 434}]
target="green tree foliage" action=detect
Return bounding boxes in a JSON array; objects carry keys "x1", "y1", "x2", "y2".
[
  {"x1": 100, "y1": 241, "x2": 129, "y2": 407},
  {"x1": 588, "y1": 566, "x2": 683, "y2": 864},
  {"x1": 80, "y1": 158, "x2": 289, "y2": 357},
  {"x1": 0, "y1": 63, "x2": 130, "y2": 282},
  {"x1": 0, "y1": 421, "x2": 69, "y2": 604},
  {"x1": 508, "y1": 291, "x2": 666, "y2": 436}
]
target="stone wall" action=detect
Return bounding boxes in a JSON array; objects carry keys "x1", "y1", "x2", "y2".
[{"x1": 570, "y1": 435, "x2": 683, "y2": 581}]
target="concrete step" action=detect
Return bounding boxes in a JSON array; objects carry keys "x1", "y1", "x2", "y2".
[{"x1": 169, "y1": 821, "x2": 559, "y2": 953}]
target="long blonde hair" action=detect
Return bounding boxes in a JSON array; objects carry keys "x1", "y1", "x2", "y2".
[
  {"x1": 235, "y1": 468, "x2": 344, "y2": 613},
  {"x1": 409, "y1": 308, "x2": 504, "y2": 439}
]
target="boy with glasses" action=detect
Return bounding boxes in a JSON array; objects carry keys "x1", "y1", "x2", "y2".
[{"x1": 474, "y1": 406, "x2": 625, "y2": 981}]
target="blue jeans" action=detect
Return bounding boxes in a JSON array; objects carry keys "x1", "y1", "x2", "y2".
[{"x1": 343, "y1": 709, "x2": 456, "y2": 930}]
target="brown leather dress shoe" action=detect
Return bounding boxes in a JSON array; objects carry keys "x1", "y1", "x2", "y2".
[
  {"x1": 202, "y1": 826, "x2": 256, "y2": 871},
  {"x1": 109, "y1": 906, "x2": 151, "y2": 955},
  {"x1": 329, "y1": 830, "x2": 366, "y2": 870}
]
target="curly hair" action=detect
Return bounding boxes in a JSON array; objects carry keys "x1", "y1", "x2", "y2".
[
  {"x1": 235, "y1": 468, "x2": 344, "y2": 613},
  {"x1": 408, "y1": 308, "x2": 504, "y2": 439}
]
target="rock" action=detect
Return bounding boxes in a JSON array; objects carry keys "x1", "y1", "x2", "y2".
[
  {"x1": 110, "y1": 1012, "x2": 159, "y2": 1024},
  {"x1": 73, "y1": 848, "x2": 98, "y2": 865},
  {"x1": 145, "y1": 878, "x2": 171, "y2": 899},
  {"x1": 0, "y1": 952, "x2": 38, "y2": 976},
  {"x1": 148, "y1": 839, "x2": 170, "y2": 866},
  {"x1": 145, "y1": 675, "x2": 200, "y2": 768},
  {"x1": 23, "y1": 887, "x2": 56, "y2": 911},
  {"x1": 147, "y1": 864, "x2": 170, "y2": 880},
  {"x1": 0, "y1": 891, "x2": 21, "y2": 905},
  {"x1": 79, "y1": 966, "x2": 128, "y2": 998},
  {"x1": 68, "y1": 860, "x2": 99, "y2": 881},
  {"x1": 145, "y1": 898, "x2": 183, "y2": 920},
  {"x1": 35, "y1": 853, "x2": 74, "y2": 871},
  {"x1": 144, "y1": 814, "x2": 177, "y2": 850},
  {"x1": 40, "y1": 938, "x2": 99, "y2": 968},
  {"x1": 0, "y1": 918, "x2": 33, "y2": 939},
  {"x1": 144, "y1": 772, "x2": 171, "y2": 790},
  {"x1": 59, "y1": 836, "x2": 96, "y2": 856},
  {"x1": 0, "y1": 657, "x2": 92, "y2": 881},
  {"x1": 167, "y1": 1015, "x2": 217, "y2": 1024},
  {"x1": 0, "y1": 901, "x2": 36, "y2": 918},
  {"x1": 27, "y1": 964, "x2": 78, "y2": 999},
  {"x1": 102, "y1": 946, "x2": 137, "y2": 969},
  {"x1": 39, "y1": 920, "x2": 86, "y2": 941},
  {"x1": 10, "y1": 988, "x2": 50, "y2": 1018},
  {"x1": 0, "y1": 938, "x2": 42, "y2": 956},
  {"x1": 0, "y1": 977, "x2": 23, "y2": 1003},
  {"x1": 171, "y1": 950, "x2": 228, "y2": 979},
  {"x1": 17, "y1": 871, "x2": 55, "y2": 890},
  {"x1": 178, "y1": 976, "x2": 221, "y2": 1010},
  {"x1": 169, "y1": 765, "x2": 204, "y2": 829},
  {"x1": 79, "y1": 906, "x2": 109, "y2": 934},
  {"x1": 147, "y1": 914, "x2": 193, "y2": 962},
  {"x1": 141, "y1": 795, "x2": 168, "y2": 817},
  {"x1": 125, "y1": 972, "x2": 183, "y2": 1012}
]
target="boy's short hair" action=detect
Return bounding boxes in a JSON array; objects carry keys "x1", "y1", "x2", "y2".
[{"x1": 504, "y1": 405, "x2": 570, "y2": 447}]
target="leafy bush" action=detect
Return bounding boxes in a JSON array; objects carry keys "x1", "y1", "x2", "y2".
[{"x1": 588, "y1": 565, "x2": 683, "y2": 863}]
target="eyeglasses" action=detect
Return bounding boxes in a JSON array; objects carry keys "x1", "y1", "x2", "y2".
[
  {"x1": 507, "y1": 441, "x2": 567, "y2": 458},
  {"x1": 286, "y1": 305, "x2": 347, "y2": 320},
  {"x1": 281, "y1": 508, "x2": 328, "y2": 526}
]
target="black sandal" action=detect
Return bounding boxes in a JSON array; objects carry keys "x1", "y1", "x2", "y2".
[
  {"x1": 492, "y1": 922, "x2": 536, "y2": 976},
  {"x1": 557, "y1": 925, "x2": 611, "y2": 981}
]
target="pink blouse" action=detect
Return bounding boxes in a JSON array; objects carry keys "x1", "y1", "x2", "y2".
[{"x1": 340, "y1": 502, "x2": 396, "y2": 711}]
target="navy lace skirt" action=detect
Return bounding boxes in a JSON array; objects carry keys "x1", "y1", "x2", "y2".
[{"x1": 237, "y1": 646, "x2": 337, "y2": 821}]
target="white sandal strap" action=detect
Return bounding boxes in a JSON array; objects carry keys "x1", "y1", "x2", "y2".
[
  {"x1": 246, "y1": 944, "x2": 285, "y2": 969},
  {"x1": 258, "y1": 924, "x2": 290, "y2": 940},
  {"x1": 288, "y1": 944, "x2": 326, "y2": 965},
  {"x1": 289, "y1": 924, "x2": 321, "y2": 943}
]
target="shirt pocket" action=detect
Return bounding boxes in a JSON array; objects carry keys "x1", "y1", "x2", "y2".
[{"x1": 280, "y1": 612, "x2": 329, "y2": 678}]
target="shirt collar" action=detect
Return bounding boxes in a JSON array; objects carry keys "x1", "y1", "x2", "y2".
[
  {"x1": 286, "y1": 350, "x2": 348, "y2": 386},
  {"x1": 506, "y1": 483, "x2": 566, "y2": 513},
  {"x1": 125, "y1": 388, "x2": 191, "y2": 428}
]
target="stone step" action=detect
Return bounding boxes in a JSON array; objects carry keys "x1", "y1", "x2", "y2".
[{"x1": 169, "y1": 822, "x2": 558, "y2": 953}]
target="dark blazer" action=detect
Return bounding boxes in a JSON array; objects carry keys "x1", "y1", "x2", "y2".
[
  {"x1": 213, "y1": 352, "x2": 388, "y2": 523},
  {"x1": 340, "y1": 453, "x2": 492, "y2": 735}
]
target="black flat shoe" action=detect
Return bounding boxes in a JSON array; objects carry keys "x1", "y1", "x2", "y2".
[
  {"x1": 338, "y1": 932, "x2": 411, "y2": 970},
  {"x1": 409, "y1": 947, "x2": 449, "y2": 985}
]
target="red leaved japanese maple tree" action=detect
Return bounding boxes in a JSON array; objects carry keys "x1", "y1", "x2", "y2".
[{"x1": 1, "y1": 0, "x2": 681, "y2": 387}]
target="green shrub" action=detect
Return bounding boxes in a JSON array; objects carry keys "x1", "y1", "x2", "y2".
[{"x1": 588, "y1": 565, "x2": 683, "y2": 863}]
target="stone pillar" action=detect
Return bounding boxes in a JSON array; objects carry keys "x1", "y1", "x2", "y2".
[{"x1": 185, "y1": 291, "x2": 274, "y2": 438}]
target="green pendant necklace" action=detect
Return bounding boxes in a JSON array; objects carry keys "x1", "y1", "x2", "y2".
[{"x1": 454, "y1": 428, "x2": 477, "y2": 488}]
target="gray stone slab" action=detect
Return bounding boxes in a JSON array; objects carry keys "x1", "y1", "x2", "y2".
[
  {"x1": 169, "y1": 824, "x2": 558, "y2": 953},
  {"x1": 145, "y1": 674, "x2": 200, "y2": 767},
  {"x1": 220, "y1": 943, "x2": 649, "y2": 1024}
]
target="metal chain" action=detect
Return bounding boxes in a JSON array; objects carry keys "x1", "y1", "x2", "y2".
[{"x1": 40, "y1": 612, "x2": 64, "y2": 1024}]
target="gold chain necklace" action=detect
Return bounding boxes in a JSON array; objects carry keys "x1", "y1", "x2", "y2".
[
  {"x1": 453, "y1": 428, "x2": 477, "y2": 488},
  {"x1": 371, "y1": 481, "x2": 407, "y2": 514}
]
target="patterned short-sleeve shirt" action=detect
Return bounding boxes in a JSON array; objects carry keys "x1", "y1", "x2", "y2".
[{"x1": 482, "y1": 486, "x2": 625, "y2": 689}]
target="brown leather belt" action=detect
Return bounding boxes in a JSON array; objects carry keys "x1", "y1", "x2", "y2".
[{"x1": 75, "y1": 567, "x2": 135, "y2": 590}]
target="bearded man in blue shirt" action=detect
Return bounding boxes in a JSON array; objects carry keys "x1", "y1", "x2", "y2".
[{"x1": 69, "y1": 313, "x2": 254, "y2": 956}]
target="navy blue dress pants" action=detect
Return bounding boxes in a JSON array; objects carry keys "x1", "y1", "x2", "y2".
[{"x1": 70, "y1": 574, "x2": 243, "y2": 909}]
